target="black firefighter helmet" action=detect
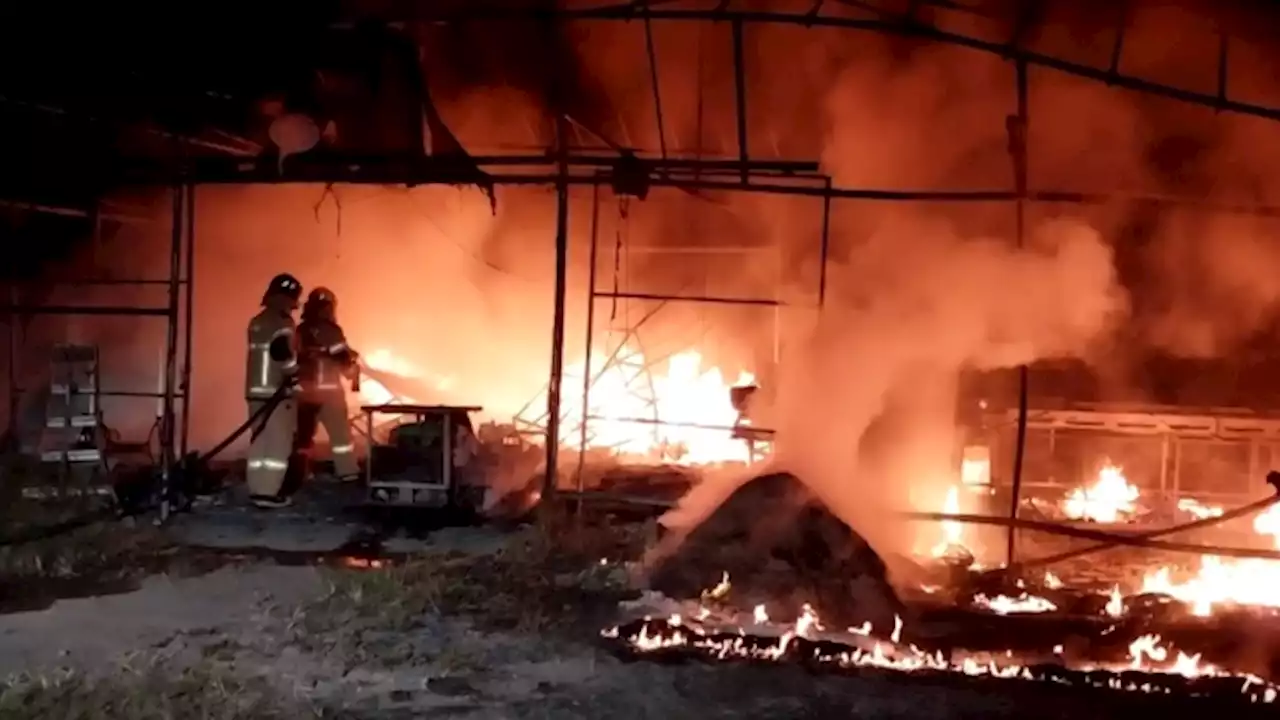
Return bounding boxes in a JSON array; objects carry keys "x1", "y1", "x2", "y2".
[
  {"x1": 261, "y1": 273, "x2": 302, "y2": 308},
  {"x1": 303, "y1": 286, "x2": 337, "y2": 321}
]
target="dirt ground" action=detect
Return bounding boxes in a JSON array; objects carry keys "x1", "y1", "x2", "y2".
[{"x1": 0, "y1": 509, "x2": 1275, "y2": 720}]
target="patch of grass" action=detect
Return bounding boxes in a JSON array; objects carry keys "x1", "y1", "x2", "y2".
[
  {"x1": 0, "y1": 660, "x2": 326, "y2": 720},
  {"x1": 0, "y1": 514, "x2": 169, "y2": 578},
  {"x1": 296, "y1": 512, "x2": 651, "y2": 659}
]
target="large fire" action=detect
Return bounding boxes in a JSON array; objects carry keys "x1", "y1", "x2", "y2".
[
  {"x1": 356, "y1": 344, "x2": 758, "y2": 465},
  {"x1": 1139, "y1": 502, "x2": 1280, "y2": 616},
  {"x1": 556, "y1": 345, "x2": 756, "y2": 465},
  {"x1": 927, "y1": 459, "x2": 1280, "y2": 620}
]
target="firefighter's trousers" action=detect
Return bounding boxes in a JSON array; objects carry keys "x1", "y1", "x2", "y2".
[
  {"x1": 296, "y1": 390, "x2": 359, "y2": 479},
  {"x1": 246, "y1": 397, "x2": 297, "y2": 498}
]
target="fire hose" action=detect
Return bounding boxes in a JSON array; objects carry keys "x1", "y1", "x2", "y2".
[
  {"x1": 0, "y1": 384, "x2": 292, "y2": 549},
  {"x1": 904, "y1": 471, "x2": 1280, "y2": 566}
]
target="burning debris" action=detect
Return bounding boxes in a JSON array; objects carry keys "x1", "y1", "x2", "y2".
[
  {"x1": 518, "y1": 344, "x2": 759, "y2": 467},
  {"x1": 603, "y1": 607, "x2": 1279, "y2": 705},
  {"x1": 605, "y1": 465, "x2": 1280, "y2": 704},
  {"x1": 1064, "y1": 463, "x2": 1141, "y2": 524},
  {"x1": 604, "y1": 581, "x2": 1280, "y2": 707},
  {"x1": 644, "y1": 471, "x2": 906, "y2": 633}
]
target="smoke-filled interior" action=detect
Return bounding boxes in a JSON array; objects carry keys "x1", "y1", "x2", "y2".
[{"x1": 9, "y1": 5, "x2": 1280, "y2": 571}]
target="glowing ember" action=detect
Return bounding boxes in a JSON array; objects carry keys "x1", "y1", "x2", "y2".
[
  {"x1": 753, "y1": 604, "x2": 770, "y2": 624},
  {"x1": 702, "y1": 572, "x2": 731, "y2": 601},
  {"x1": 972, "y1": 593, "x2": 1057, "y2": 615},
  {"x1": 1063, "y1": 463, "x2": 1139, "y2": 523},
  {"x1": 795, "y1": 604, "x2": 823, "y2": 638},
  {"x1": 1105, "y1": 585, "x2": 1126, "y2": 617},
  {"x1": 1043, "y1": 572, "x2": 1064, "y2": 590}
]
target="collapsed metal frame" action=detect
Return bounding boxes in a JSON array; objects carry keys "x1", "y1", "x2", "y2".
[
  {"x1": 4, "y1": 2, "x2": 1280, "y2": 539},
  {"x1": 0, "y1": 184, "x2": 194, "y2": 519}
]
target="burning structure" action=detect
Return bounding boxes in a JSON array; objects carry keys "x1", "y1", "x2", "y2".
[{"x1": 6, "y1": 0, "x2": 1280, "y2": 708}]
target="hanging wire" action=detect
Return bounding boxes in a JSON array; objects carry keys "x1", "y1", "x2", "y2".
[
  {"x1": 312, "y1": 182, "x2": 342, "y2": 237},
  {"x1": 609, "y1": 196, "x2": 631, "y2": 323}
]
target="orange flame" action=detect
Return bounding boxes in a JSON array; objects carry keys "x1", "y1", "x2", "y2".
[{"x1": 1063, "y1": 463, "x2": 1138, "y2": 523}]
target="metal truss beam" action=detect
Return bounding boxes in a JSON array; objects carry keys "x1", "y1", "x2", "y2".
[
  {"x1": 78, "y1": 153, "x2": 1280, "y2": 217},
  {"x1": 361, "y1": 3, "x2": 1280, "y2": 124},
  {"x1": 104, "y1": 153, "x2": 818, "y2": 185}
]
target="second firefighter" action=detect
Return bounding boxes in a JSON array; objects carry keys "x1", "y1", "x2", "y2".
[{"x1": 295, "y1": 286, "x2": 362, "y2": 481}]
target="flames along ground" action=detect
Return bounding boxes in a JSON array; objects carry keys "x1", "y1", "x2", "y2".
[{"x1": 354, "y1": 344, "x2": 1280, "y2": 699}]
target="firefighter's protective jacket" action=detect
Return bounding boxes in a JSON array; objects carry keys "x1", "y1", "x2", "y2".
[
  {"x1": 245, "y1": 309, "x2": 298, "y2": 399},
  {"x1": 298, "y1": 318, "x2": 357, "y2": 393}
]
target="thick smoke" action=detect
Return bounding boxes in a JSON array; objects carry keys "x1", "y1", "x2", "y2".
[{"x1": 745, "y1": 218, "x2": 1124, "y2": 556}]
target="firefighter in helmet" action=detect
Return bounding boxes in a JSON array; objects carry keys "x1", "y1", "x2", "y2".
[
  {"x1": 294, "y1": 286, "x2": 361, "y2": 481},
  {"x1": 245, "y1": 272, "x2": 303, "y2": 508}
]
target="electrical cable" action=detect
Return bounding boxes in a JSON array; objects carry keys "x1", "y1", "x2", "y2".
[{"x1": 0, "y1": 384, "x2": 291, "y2": 549}]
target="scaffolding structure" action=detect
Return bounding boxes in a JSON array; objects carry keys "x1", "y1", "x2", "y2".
[
  {"x1": 569, "y1": 173, "x2": 826, "y2": 487},
  {"x1": 2, "y1": 2, "x2": 1280, "y2": 540},
  {"x1": 1, "y1": 184, "x2": 195, "y2": 518}
]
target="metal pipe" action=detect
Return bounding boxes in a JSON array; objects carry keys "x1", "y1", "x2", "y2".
[
  {"x1": 15, "y1": 388, "x2": 186, "y2": 399},
  {"x1": 179, "y1": 183, "x2": 195, "y2": 458},
  {"x1": 1005, "y1": 58, "x2": 1030, "y2": 567},
  {"x1": 0, "y1": 305, "x2": 170, "y2": 317},
  {"x1": 110, "y1": 153, "x2": 817, "y2": 178},
  {"x1": 0, "y1": 93, "x2": 256, "y2": 157},
  {"x1": 732, "y1": 19, "x2": 749, "y2": 184},
  {"x1": 27, "y1": 279, "x2": 181, "y2": 286},
  {"x1": 591, "y1": 291, "x2": 782, "y2": 307},
  {"x1": 584, "y1": 414, "x2": 769, "y2": 435},
  {"x1": 94, "y1": 157, "x2": 1280, "y2": 218},
  {"x1": 159, "y1": 183, "x2": 184, "y2": 522},
  {"x1": 0, "y1": 199, "x2": 150, "y2": 223},
  {"x1": 576, "y1": 178, "x2": 603, "y2": 493},
  {"x1": 1003, "y1": 490, "x2": 1280, "y2": 571},
  {"x1": 905, "y1": 509, "x2": 1280, "y2": 561}
]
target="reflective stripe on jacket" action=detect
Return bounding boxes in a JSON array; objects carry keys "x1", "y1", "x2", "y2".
[{"x1": 246, "y1": 309, "x2": 297, "y2": 399}]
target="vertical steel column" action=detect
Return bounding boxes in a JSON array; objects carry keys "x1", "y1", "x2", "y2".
[
  {"x1": 1005, "y1": 59, "x2": 1030, "y2": 565},
  {"x1": 159, "y1": 184, "x2": 184, "y2": 521},
  {"x1": 818, "y1": 177, "x2": 832, "y2": 307},
  {"x1": 576, "y1": 179, "x2": 603, "y2": 494},
  {"x1": 543, "y1": 108, "x2": 572, "y2": 500},
  {"x1": 179, "y1": 184, "x2": 195, "y2": 458},
  {"x1": 732, "y1": 19, "x2": 749, "y2": 184}
]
